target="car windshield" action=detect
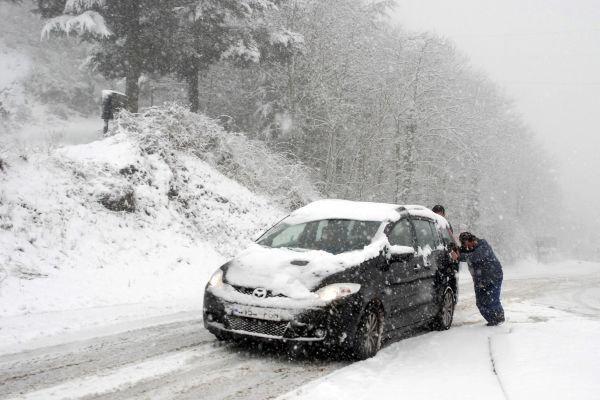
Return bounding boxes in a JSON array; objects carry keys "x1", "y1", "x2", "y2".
[{"x1": 257, "y1": 219, "x2": 381, "y2": 255}]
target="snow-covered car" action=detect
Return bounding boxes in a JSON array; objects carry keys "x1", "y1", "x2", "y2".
[{"x1": 203, "y1": 199, "x2": 457, "y2": 359}]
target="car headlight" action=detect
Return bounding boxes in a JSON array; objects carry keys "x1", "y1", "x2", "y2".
[
  {"x1": 208, "y1": 269, "x2": 223, "y2": 289},
  {"x1": 316, "y1": 283, "x2": 361, "y2": 302}
]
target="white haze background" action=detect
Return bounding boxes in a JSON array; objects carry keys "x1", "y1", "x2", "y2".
[{"x1": 394, "y1": 0, "x2": 600, "y2": 252}]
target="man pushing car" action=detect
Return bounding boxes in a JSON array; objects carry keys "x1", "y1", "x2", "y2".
[{"x1": 459, "y1": 232, "x2": 505, "y2": 326}]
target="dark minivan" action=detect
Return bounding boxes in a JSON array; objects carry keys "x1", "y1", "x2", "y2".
[{"x1": 203, "y1": 200, "x2": 457, "y2": 359}]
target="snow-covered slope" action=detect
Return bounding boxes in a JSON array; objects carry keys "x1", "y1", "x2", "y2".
[{"x1": 0, "y1": 131, "x2": 282, "y2": 319}]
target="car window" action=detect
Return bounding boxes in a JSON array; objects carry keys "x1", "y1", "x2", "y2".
[
  {"x1": 428, "y1": 221, "x2": 442, "y2": 247},
  {"x1": 388, "y1": 219, "x2": 414, "y2": 248},
  {"x1": 257, "y1": 219, "x2": 380, "y2": 254},
  {"x1": 439, "y1": 225, "x2": 453, "y2": 245},
  {"x1": 412, "y1": 219, "x2": 436, "y2": 249},
  {"x1": 270, "y1": 222, "x2": 307, "y2": 247}
]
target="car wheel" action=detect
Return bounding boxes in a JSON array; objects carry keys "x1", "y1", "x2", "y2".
[
  {"x1": 432, "y1": 287, "x2": 455, "y2": 331},
  {"x1": 352, "y1": 303, "x2": 384, "y2": 360}
]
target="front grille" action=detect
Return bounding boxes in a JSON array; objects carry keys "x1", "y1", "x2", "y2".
[
  {"x1": 231, "y1": 285, "x2": 286, "y2": 298},
  {"x1": 224, "y1": 315, "x2": 289, "y2": 337}
]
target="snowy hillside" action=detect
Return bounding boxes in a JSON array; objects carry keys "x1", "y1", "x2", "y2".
[{"x1": 0, "y1": 119, "x2": 289, "y2": 336}]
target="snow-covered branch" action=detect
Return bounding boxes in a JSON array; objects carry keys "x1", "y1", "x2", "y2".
[
  {"x1": 63, "y1": 0, "x2": 106, "y2": 14},
  {"x1": 222, "y1": 39, "x2": 261, "y2": 63},
  {"x1": 41, "y1": 10, "x2": 111, "y2": 39}
]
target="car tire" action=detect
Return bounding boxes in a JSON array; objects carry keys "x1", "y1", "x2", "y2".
[
  {"x1": 351, "y1": 302, "x2": 384, "y2": 360},
  {"x1": 432, "y1": 287, "x2": 455, "y2": 331}
]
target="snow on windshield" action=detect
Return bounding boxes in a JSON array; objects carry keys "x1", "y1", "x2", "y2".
[{"x1": 257, "y1": 219, "x2": 381, "y2": 254}]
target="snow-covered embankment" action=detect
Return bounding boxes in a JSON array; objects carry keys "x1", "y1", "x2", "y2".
[{"x1": 0, "y1": 107, "x2": 309, "y2": 351}]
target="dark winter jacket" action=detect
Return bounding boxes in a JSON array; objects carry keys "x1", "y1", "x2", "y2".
[{"x1": 460, "y1": 239, "x2": 503, "y2": 284}]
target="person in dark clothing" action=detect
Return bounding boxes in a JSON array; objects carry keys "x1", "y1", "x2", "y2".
[
  {"x1": 101, "y1": 90, "x2": 127, "y2": 134},
  {"x1": 459, "y1": 232, "x2": 505, "y2": 326},
  {"x1": 432, "y1": 204, "x2": 446, "y2": 218},
  {"x1": 432, "y1": 205, "x2": 459, "y2": 263}
]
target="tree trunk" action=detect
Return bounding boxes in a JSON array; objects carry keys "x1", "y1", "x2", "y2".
[
  {"x1": 394, "y1": 138, "x2": 402, "y2": 203},
  {"x1": 466, "y1": 172, "x2": 480, "y2": 229},
  {"x1": 399, "y1": 115, "x2": 416, "y2": 203},
  {"x1": 125, "y1": 60, "x2": 141, "y2": 113},
  {"x1": 187, "y1": 64, "x2": 200, "y2": 113},
  {"x1": 125, "y1": 0, "x2": 141, "y2": 113}
]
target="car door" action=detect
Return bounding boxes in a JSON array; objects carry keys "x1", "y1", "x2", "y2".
[
  {"x1": 384, "y1": 218, "x2": 422, "y2": 329},
  {"x1": 411, "y1": 217, "x2": 440, "y2": 321}
]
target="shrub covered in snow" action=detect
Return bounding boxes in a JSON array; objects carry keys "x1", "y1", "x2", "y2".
[{"x1": 110, "y1": 104, "x2": 320, "y2": 210}]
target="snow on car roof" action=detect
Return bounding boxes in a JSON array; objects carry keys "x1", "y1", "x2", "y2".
[
  {"x1": 405, "y1": 205, "x2": 450, "y2": 228},
  {"x1": 285, "y1": 199, "x2": 403, "y2": 224},
  {"x1": 285, "y1": 200, "x2": 450, "y2": 228}
]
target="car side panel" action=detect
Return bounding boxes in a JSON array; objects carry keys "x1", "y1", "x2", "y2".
[
  {"x1": 410, "y1": 217, "x2": 445, "y2": 321},
  {"x1": 316, "y1": 255, "x2": 399, "y2": 342}
]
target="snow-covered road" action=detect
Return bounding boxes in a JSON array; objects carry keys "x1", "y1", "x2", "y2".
[
  {"x1": 1, "y1": 260, "x2": 599, "y2": 400},
  {"x1": 284, "y1": 261, "x2": 600, "y2": 400},
  {"x1": 0, "y1": 319, "x2": 345, "y2": 400}
]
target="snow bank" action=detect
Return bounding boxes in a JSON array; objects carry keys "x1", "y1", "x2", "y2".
[
  {"x1": 112, "y1": 105, "x2": 319, "y2": 210},
  {"x1": 492, "y1": 319, "x2": 600, "y2": 400},
  {"x1": 0, "y1": 128, "x2": 282, "y2": 321},
  {"x1": 282, "y1": 324, "x2": 507, "y2": 400}
]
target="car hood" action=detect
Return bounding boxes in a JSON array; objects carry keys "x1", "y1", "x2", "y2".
[{"x1": 223, "y1": 240, "x2": 386, "y2": 299}]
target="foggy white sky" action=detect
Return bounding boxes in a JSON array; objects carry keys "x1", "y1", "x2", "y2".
[{"x1": 392, "y1": 0, "x2": 600, "y2": 228}]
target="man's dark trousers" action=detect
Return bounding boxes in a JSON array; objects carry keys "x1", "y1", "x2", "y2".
[{"x1": 474, "y1": 277, "x2": 504, "y2": 324}]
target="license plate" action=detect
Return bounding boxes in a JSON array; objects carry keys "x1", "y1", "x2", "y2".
[{"x1": 226, "y1": 304, "x2": 285, "y2": 321}]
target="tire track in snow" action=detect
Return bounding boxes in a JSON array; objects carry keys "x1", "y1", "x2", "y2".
[
  {"x1": 83, "y1": 344, "x2": 342, "y2": 400},
  {"x1": 0, "y1": 319, "x2": 213, "y2": 399},
  {"x1": 4, "y1": 349, "x2": 203, "y2": 400},
  {"x1": 0, "y1": 320, "x2": 345, "y2": 400},
  {"x1": 488, "y1": 336, "x2": 511, "y2": 400}
]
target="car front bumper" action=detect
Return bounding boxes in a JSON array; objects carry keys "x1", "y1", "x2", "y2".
[{"x1": 203, "y1": 288, "x2": 363, "y2": 345}]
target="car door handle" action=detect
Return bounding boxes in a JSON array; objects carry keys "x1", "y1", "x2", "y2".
[{"x1": 413, "y1": 264, "x2": 422, "y2": 271}]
